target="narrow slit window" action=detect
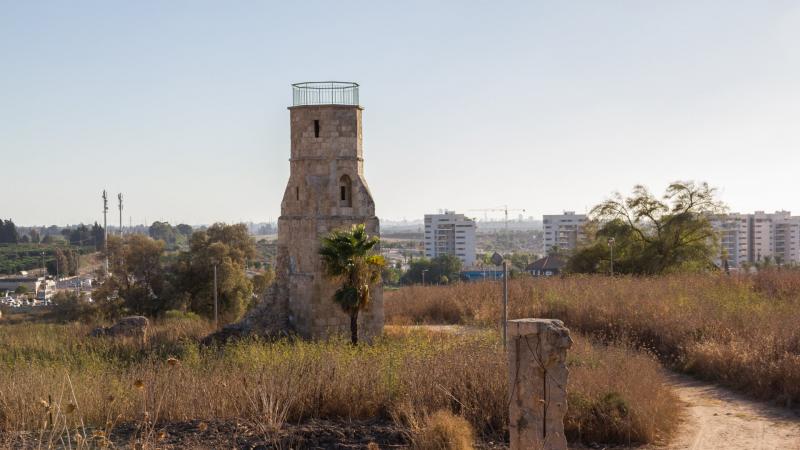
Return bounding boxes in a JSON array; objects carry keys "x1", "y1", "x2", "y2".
[
  {"x1": 314, "y1": 120, "x2": 320, "y2": 138},
  {"x1": 339, "y1": 175, "x2": 352, "y2": 207},
  {"x1": 295, "y1": 186, "x2": 299, "y2": 201}
]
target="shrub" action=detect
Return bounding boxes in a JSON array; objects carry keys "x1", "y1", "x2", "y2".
[
  {"x1": 163, "y1": 309, "x2": 202, "y2": 322},
  {"x1": 412, "y1": 410, "x2": 474, "y2": 450}
]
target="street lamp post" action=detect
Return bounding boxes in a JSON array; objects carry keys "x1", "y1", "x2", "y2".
[
  {"x1": 608, "y1": 237, "x2": 616, "y2": 276},
  {"x1": 421, "y1": 269, "x2": 429, "y2": 286}
]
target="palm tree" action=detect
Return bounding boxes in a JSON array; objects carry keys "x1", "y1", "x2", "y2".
[{"x1": 319, "y1": 224, "x2": 384, "y2": 345}]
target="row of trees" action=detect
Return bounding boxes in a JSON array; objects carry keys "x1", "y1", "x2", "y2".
[
  {"x1": 0, "y1": 220, "x2": 107, "y2": 246},
  {"x1": 45, "y1": 248, "x2": 80, "y2": 277},
  {"x1": 400, "y1": 254, "x2": 463, "y2": 285},
  {"x1": 93, "y1": 223, "x2": 271, "y2": 323},
  {"x1": 61, "y1": 223, "x2": 105, "y2": 250}
]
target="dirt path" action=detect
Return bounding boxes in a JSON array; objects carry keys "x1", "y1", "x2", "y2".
[{"x1": 664, "y1": 375, "x2": 800, "y2": 450}]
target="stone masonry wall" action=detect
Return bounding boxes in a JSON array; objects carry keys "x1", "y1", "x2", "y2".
[{"x1": 274, "y1": 104, "x2": 383, "y2": 341}]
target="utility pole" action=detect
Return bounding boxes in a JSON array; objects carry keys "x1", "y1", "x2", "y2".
[
  {"x1": 102, "y1": 190, "x2": 109, "y2": 274},
  {"x1": 502, "y1": 259, "x2": 508, "y2": 348},
  {"x1": 213, "y1": 263, "x2": 219, "y2": 329},
  {"x1": 608, "y1": 237, "x2": 615, "y2": 276},
  {"x1": 118, "y1": 193, "x2": 123, "y2": 236},
  {"x1": 491, "y1": 252, "x2": 508, "y2": 349}
]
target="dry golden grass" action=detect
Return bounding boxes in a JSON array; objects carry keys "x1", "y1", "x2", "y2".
[
  {"x1": 385, "y1": 270, "x2": 800, "y2": 406},
  {"x1": 410, "y1": 410, "x2": 474, "y2": 450},
  {"x1": 0, "y1": 316, "x2": 678, "y2": 447}
]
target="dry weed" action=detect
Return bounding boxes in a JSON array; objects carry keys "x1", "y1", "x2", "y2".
[
  {"x1": 386, "y1": 271, "x2": 800, "y2": 405},
  {"x1": 411, "y1": 410, "x2": 474, "y2": 450}
]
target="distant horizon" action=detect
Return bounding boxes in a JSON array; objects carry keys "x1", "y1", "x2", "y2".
[{"x1": 10, "y1": 206, "x2": 800, "y2": 230}]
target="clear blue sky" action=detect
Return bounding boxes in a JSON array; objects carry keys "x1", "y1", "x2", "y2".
[{"x1": 3, "y1": 1, "x2": 800, "y2": 226}]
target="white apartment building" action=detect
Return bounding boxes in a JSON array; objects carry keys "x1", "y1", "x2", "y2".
[
  {"x1": 710, "y1": 211, "x2": 800, "y2": 267},
  {"x1": 543, "y1": 211, "x2": 587, "y2": 255},
  {"x1": 424, "y1": 211, "x2": 476, "y2": 267},
  {"x1": 710, "y1": 214, "x2": 750, "y2": 268},
  {"x1": 753, "y1": 211, "x2": 800, "y2": 264}
]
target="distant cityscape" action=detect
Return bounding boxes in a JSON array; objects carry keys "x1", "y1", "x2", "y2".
[
  {"x1": 414, "y1": 208, "x2": 800, "y2": 273},
  {"x1": 2, "y1": 207, "x2": 798, "y2": 306}
]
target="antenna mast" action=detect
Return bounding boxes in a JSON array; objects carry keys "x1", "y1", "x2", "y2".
[
  {"x1": 102, "y1": 190, "x2": 109, "y2": 273},
  {"x1": 118, "y1": 193, "x2": 124, "y2": 236}
]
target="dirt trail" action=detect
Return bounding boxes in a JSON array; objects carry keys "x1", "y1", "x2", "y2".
[
  {"x1": 395, "y1": 325, "x2": 800, "y2": 449},
  {"x1": 664, "y1": 375, "x2": 800, "y2": 450}
]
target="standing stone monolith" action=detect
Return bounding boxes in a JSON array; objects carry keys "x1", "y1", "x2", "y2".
[{"x1": 507, "y1": 318, "x2": 573, "y2": 450}]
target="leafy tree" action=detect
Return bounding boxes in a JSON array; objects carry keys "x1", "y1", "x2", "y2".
[
  {"x1": 149, "y1": 221, "x2": 177, "y2": 246},
  {"x1": 63, "y1": 224, "x2": 98, "y2": 247},
  {"x1": 95, "y1": 234, "x2": 167, "y2": 317},
  {"x1": 175, "y1": 223, "x2": 193, "y2": 237},
  {"x1": 0, "y1": 219, "x2": 19, "y2": 243},
  {"x1": 567, "y1": 181, "x2": 725, "y2": 275},
  {"x1": 507, "y1": 253, "x2": 537, "y2": 271},
  {"x1": 46, "y1": 248, "x2": 79, "y2": 277},
  {"x1": 91, "y1": 222, "x2": 105, "y2": 251},
  {"x1": 251, "y1": 270, "x2": 275, "y2": 297},
  {"x1": 172, "y1": 223, "x2": 256, "y2": 323},
  {"x1": 401, "y1": 254, "x2": 462, "y2": 285},
  {"x1": 20, "y1": 235, "x2": 30, "y2": 243},
  {"x1": 319, "y1": 224, "x2": 385, "y2": 345},
  {"x1": 381, "y1": 266, "x2": 402, "y2": 286},
  {"x1": 14, "y1": 285, "x2": 28, "y2": 295},
  {"x1": 50, "y1": 291, "x2": 102, "y2": 322},
  {"x1": 29, "y1": 228, "x2": 40, "y2": 243}
]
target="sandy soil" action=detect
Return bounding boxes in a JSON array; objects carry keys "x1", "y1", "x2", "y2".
[{"x1": 663, "y1": 375, "x2": 800, "y2": 450}]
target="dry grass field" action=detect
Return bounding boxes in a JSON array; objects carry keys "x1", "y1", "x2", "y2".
[
  {"x1": 0, "y1": 316, "x2": 678, "y2": 448},
  {"x1": 385, "y1": 270, "x2": 800, "y2": 407}
]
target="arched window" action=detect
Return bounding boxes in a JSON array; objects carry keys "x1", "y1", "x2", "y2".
[{"x1": 339, "y1": 175, "x2": 352, "y2": 207}]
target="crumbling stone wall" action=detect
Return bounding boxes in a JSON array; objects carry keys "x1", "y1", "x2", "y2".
[{"x1": 507, "y1": 318, "x2": 573, "y2": 450}]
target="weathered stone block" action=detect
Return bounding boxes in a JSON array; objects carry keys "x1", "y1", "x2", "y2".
[{"x1": 507, "y1": 319, "x2": 572, "y2": 450}]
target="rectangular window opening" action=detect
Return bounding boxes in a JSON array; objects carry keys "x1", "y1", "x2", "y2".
[
  {"x1": 340, "y1": 186, "x2": 347, "y2": 201},
  {"x1": 314, "y1": 120, "x2": 320, "y2": 138},
  {"x1": 295, "y1": 186, "x2": 299, "y2": 201}
]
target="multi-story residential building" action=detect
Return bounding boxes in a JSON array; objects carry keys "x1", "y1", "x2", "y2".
[
  {"x1": 763, "y1": 211, "x2": 800, "y2": 264},
  {"x1": 710, "y1": 213, "x2": 750, "y2": 268},
  {"x1": 424, "y1": 211, "x2": 476, "y2": 267},
  {"x1": 543, "y1": 211, "x2": 587, "y2": 255},
  {"x1": 710, "y1": 211, "x2": 800, "y2": 267}
]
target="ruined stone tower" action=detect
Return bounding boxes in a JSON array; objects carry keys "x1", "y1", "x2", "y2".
[{"x1": 274, "y1": 81, "x2": 383, "y2": 340}]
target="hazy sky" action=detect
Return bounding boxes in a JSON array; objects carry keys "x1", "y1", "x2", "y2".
[{"x1": 3, "y1": 1, "x2": 800, "y2": 226}]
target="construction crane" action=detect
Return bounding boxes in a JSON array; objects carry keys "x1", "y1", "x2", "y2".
[{"x1": 469, "y1": 205, "x2": 527, "y2": 249}]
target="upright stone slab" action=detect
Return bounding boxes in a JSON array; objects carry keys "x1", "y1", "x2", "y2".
[
  {"x1": 507, "y1": 318, "x2": 572, "y2": 450},
  {"x1": 275, "y1": 82, "x2": 383, "y2": 341}
]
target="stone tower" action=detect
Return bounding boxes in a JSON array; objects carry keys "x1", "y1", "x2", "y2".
[{"x1": 274, "y1": 81, "x2": 383, "y2": 340}]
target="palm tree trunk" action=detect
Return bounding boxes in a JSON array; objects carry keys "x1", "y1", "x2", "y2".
[{"x1": 350, "y1": 310, "x2": 359, "y2": 345}]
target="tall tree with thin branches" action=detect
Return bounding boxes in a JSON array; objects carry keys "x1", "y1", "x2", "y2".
[{"x1": 319, "y1": 224, "x2": 384, "y2": 345}]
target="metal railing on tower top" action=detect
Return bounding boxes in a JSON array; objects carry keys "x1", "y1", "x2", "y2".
[{"x1": 292, "y1": 81, "x2": 359, "y2": 106}]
